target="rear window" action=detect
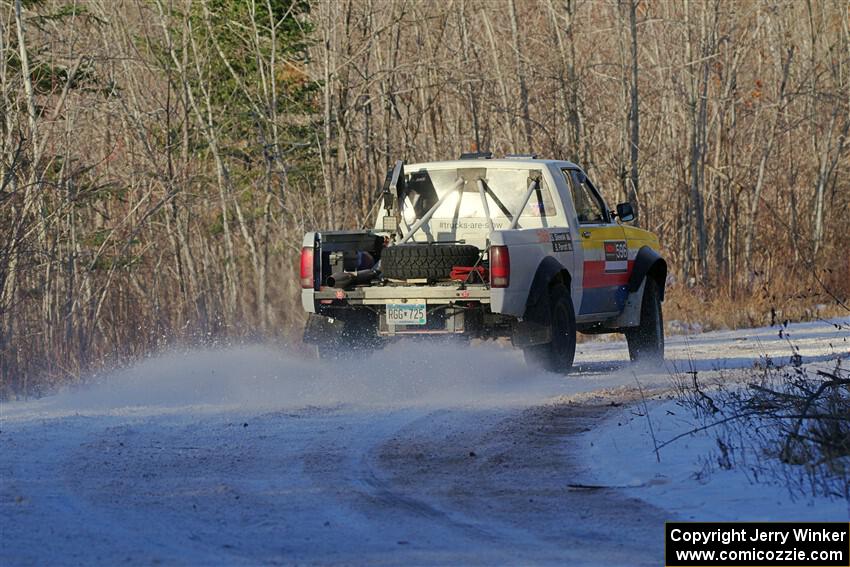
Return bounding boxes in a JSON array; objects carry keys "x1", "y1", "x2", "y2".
[{"x1": 399, "y1": 167, "x2": 557, "y2": 227}]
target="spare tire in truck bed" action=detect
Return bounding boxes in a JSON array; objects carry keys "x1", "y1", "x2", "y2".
[{"x1": 381, "y1": 243, "x2": 480, "y2": 281}]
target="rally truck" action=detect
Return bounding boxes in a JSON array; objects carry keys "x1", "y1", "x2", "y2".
[{"x1": 299, "y1": 154, "x2": 667, "y2": 371}]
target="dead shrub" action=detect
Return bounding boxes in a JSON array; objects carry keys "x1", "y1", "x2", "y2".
[{"x1": 674, "y1": 360, "x2": 850, "y2": 502}]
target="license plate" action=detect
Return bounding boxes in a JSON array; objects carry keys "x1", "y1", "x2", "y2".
[{"x1": 386, "y1": 301, "x2": 427, "y2": 325}]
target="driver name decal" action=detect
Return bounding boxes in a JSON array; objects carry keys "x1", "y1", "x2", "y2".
[{"x1": 551, "y1": 232, "x2": 572, "y2": 252}]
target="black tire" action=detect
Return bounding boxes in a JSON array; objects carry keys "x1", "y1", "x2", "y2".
[
  {"x1": 625, "y1": 278, "x2": 664, "y2": 362},
  {"x1": 381, "y1": 243, "x2": 480, "y2": 281},
  {"x1": 522, "y1": 284, "x2": 576, "y2": 373}
]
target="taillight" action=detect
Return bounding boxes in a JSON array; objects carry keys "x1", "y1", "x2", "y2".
[
  {"x1": 490, "y1": 245, "x2": 510, "y2": 288},
  {"x1": 300, "y1": 247, "x2": 314, "y2": 289}
]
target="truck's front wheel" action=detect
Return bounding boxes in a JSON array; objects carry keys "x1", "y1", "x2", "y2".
[{"x1": 523, "y1": 284, "x2": 576, "y2": 373}]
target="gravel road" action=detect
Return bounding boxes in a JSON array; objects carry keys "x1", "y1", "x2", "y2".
[{"x1": 2, "y1": 320, "x2": 846, "y2": 566}]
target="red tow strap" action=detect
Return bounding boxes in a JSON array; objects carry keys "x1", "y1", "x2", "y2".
[{"x1": 450, "y1": 266, "x2": 488, "y2": 282}]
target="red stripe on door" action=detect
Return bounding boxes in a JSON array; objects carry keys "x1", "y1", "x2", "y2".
[{"x1": 583, "y1": 260, "x2": 633, "y2": 288}]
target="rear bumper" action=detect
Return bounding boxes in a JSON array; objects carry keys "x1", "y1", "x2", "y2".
[{"x1": 307, "y1": 284, "x2": 501, "y2": 337}]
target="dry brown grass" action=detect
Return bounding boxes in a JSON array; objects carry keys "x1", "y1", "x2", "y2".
[{"x1": 664, "y1": 270, "x2": 849, "y2": 333}]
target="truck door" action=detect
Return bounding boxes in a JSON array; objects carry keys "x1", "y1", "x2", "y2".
[{"x1": 562, "y1": 169, "x2": 630, "y2": 317}]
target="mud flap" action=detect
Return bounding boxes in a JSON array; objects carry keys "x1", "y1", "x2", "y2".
[
  {"x1": 513, "y1": 262, "x2": 561, "y2": 347},
  {"x1": 607, "y1": 278, "x2": 646, "y2": 330},
  {"x1": 511, "y1": 319, "x2": 552, "y2": 348},
  {"x1": 303, "y1": 313, "x2": 345, "y2": 344}
]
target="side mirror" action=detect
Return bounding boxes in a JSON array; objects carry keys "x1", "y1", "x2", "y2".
[{"x1": 615, "y1": 202, "x2": 635, "y2": 222}]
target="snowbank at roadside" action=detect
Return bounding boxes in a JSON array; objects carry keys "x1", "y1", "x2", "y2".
[{"x1": 575, "y1": 396, "x2": 849, "y2": 521}]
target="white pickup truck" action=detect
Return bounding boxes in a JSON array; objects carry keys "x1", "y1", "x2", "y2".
[{"x1": 300, "y1": 155, "x2": 667, "y2": 372}]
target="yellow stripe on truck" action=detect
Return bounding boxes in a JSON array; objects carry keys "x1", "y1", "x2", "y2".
[
  {"x1": 622, "y1": 226, "x2": 660, "y2": 252},
  {"x1": 579, "y1": 226, "x2": 629, "y2": 249}
]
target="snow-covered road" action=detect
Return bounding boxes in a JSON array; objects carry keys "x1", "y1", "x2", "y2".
[{"x1": 2, "y1": 319, "x2": 848, "y2": 566}]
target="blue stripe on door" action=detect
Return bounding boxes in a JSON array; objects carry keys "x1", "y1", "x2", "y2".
[{"x1": 580, "y1": 286, "x2": 628, "y2": 315}]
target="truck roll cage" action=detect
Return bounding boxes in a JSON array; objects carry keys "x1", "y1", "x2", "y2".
[{"x1": 389, "y1": 161, "x2": 543, "y2": 244}]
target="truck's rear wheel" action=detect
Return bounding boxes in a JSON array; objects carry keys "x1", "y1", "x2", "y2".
[
  {"x1": 625, "y1": 278, "x2": 664, "y2": 362},
  {"x1": 523, "y1": 284, "x2": 576, "y2": 373},
  {"x1": 381, "y1": 243, "x2": 480, "y2": 281}
]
